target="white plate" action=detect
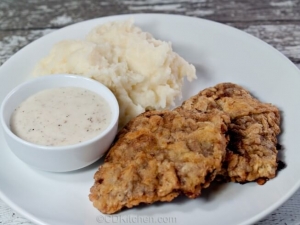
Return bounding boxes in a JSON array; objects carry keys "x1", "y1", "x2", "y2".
[{"x1": 1, "y1": 14, "x2": 300, "y2": 225}]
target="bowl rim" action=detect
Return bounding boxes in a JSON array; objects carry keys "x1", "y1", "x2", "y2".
[{"x1": 0, "y1": 74, "x2": 119, "y2": 151}]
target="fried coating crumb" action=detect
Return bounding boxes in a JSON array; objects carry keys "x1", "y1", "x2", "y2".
[
  {"x1": 89, "y1": 109, "x2": 229, "y2": 214},
  {"x1": 181, "y1": 83, "x2": 281, "y2": 184}
]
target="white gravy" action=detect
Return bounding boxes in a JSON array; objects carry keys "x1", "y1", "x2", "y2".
[{"x1": 10, "y1": 87, "x2": 111, "y2": 146}]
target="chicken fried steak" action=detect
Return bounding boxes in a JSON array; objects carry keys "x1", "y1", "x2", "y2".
[
  {"x1": 89, "y1": 109, "x2": 229, "y2": 214},
  {"x1": 181, "y1": 83, "x2": 281, "y2": 184}
]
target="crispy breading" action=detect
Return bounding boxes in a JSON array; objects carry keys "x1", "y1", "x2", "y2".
[
  {"x1": 89, "y1": 109, "x2": 229, "y2": 214},
  {"x1": 181, "y1": 83, "x2": 281, "y2": 184}
]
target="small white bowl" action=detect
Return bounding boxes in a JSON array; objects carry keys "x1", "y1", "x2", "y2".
[{"x1": 0, "y1": 74, "x2": 119, "y2": 172}]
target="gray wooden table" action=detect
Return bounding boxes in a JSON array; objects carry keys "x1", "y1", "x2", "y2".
[{"x1": 1, "y1": 0, "x2": 300, "y2": 224}]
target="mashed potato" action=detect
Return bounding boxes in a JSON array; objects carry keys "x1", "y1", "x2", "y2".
[{"x1": 33, "y1": 19, "x2": 196, "y2": 127}]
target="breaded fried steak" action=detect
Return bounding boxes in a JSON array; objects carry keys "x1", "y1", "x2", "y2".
[
  {"x1": 89, "y1": 109, "x2": 230, "y2": 214},
  {"x1": 181, "y1": 83, "x2": 281, "y2": 184}
]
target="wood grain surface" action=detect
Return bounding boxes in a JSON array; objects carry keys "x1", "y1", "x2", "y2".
[{"x1": 1, "y1": 0, "x2": 300, "y2": 225}]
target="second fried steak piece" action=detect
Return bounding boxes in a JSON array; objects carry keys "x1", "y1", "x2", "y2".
[
  {"x1": 181, "y1": 83, "x2": 281, "y2": 184},
  {"x1": 89, "y1": 109, "x2": 229, "y2": 214}
]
